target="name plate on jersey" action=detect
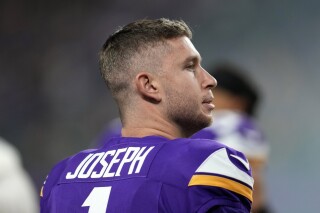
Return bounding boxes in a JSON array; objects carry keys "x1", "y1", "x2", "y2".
[{"x1": 60, "y1": 144, "x2": 159, "y2": 183}]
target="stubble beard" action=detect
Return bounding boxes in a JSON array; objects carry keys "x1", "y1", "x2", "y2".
[{"x1": 166, "y1": 91, "x2": 212, "y2": 137}]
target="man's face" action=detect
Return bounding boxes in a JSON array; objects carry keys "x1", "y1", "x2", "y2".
[{"x1": 160, "y1": 36, "x2": 217, "y2": 136}]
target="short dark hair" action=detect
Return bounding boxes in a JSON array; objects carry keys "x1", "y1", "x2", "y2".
[
  {"x1": 209, "y1": 63, "x2": 261, "y2": 117},
  {"x1": 99, "y1": 18, "x2": 192, "y2": 102}
]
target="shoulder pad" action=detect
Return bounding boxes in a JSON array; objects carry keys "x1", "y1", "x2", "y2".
[{"x1": 188, "y1": 147, "x2": 254, "y2": 202}]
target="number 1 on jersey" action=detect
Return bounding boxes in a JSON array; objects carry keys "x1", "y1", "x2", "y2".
[{"x1": 82, "y1": 186, "x2": 112, "y2": 213}]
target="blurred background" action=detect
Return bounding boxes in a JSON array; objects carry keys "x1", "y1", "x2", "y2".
[{"x1": 1, "y1": 0, "x2": 320, "y2": 212}]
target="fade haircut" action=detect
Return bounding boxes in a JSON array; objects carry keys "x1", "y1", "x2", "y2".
[{"x1": 99, "y1": 18, "x2": 192, "y2": 106}]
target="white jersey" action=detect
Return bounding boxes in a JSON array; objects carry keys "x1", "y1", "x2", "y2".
[{"x1": 0, "y1": 137, "x2": 39, "y2": 213}]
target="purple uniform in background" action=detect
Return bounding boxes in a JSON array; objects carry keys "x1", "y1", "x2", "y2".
[
  {"x1": 191, "y1": 110, "x2": 269, "y2": 160},
  {"x1": 41, "y1": 136, "x2": 253, "y2": 213}
]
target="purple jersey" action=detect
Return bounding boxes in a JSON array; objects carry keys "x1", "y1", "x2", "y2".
[{"x1": 40, "y1": 136, "x2": 253, "y2": 213}]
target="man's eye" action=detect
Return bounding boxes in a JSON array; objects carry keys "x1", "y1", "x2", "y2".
[{"x1": 186, "y1": 65, "x2": 196, "y2": 72}]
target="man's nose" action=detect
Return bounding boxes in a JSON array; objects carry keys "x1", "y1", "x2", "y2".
[{"x1": 202, "y1": 69, "x2": 217, "y2": 90}]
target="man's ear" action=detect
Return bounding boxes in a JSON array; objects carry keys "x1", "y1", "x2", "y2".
[{"x1": 135, "y1": 72, "x2": 161, "y2": 103}]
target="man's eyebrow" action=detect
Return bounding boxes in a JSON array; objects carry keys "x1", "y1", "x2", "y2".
[{"x1": 182, "y1": 55, "x2": 202, "y2": 65}]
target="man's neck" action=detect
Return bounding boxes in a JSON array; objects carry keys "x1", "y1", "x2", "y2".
[
  {"x1": 121, "y1": 111, "x2": 186, "y2": 139},
  {"x1": 121, "y1": 127, "x2": 178, "y2": 140}
]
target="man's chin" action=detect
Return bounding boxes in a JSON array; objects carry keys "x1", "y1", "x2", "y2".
[
  {"x1": 203, "y1": 113, "x2": 213, "y2": 127},
  {"x1": 195, "y1": 116, "x2": 212, "y2": 132}
]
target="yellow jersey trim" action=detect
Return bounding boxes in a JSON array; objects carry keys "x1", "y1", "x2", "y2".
[
  {"x1": 40, "y1": 186, "x2": 43, "y2": 197},
  {"x1": 188, "y1": 174, "x2": 253, "y2": 202}
]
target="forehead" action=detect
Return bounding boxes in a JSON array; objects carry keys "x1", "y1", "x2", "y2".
[{"x1": 165, "y1": 36, "x2": 201, "y2": 62}]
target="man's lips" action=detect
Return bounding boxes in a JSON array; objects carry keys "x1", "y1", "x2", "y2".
[
  {"x1": 203, "y1": 102, "x2": 215, "y2": 110},
  {"x1": 202, "y1": 97, "x2": 215, "y2": 110}
]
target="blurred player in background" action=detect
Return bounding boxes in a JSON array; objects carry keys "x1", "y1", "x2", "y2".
[
  {"x1": 191, "y1": 63, "x2": 271, "y2": 213},
  {"x1": 40, "y1": 18, "x2": 253, "y2": 212},
  {"x1": 0, "y1": 137, "x2": 39, "y2": 213}
]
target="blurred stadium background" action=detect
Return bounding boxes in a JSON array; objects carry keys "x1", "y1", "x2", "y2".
[{"x1": 1, "y1": 0, "x2": 320, "y2": 212}]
